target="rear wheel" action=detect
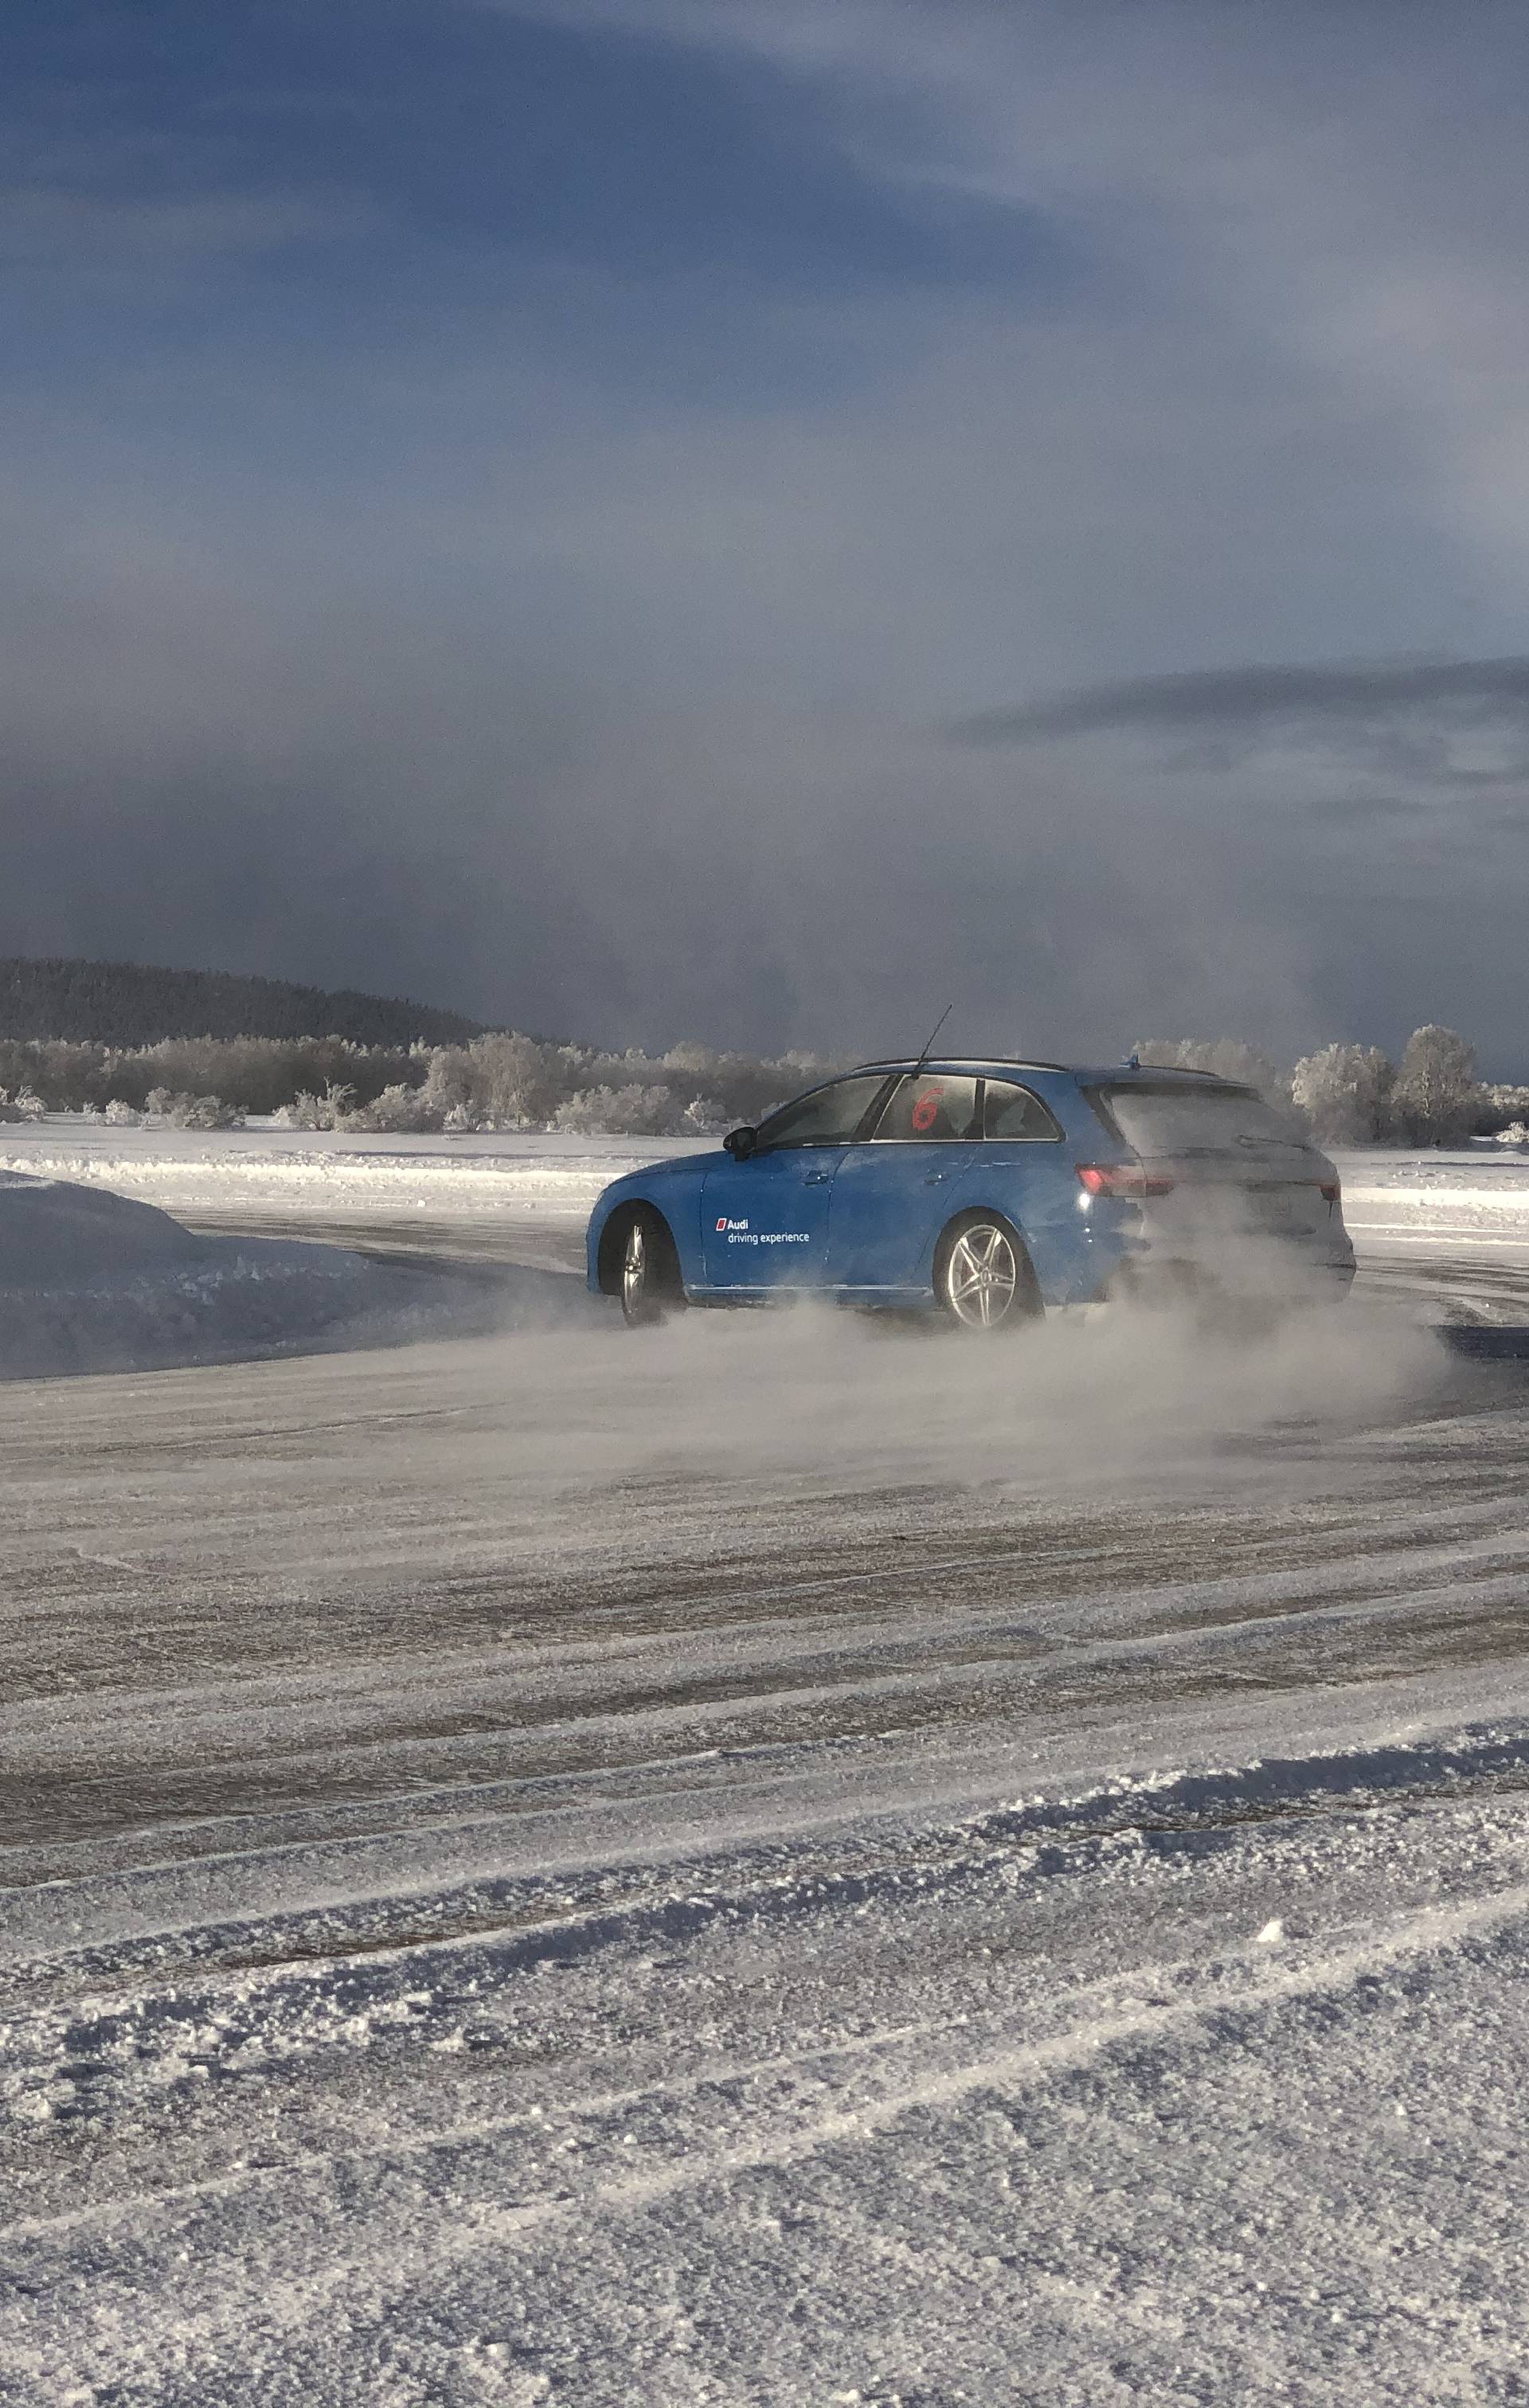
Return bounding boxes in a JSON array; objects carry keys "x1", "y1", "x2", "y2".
[{"x1": 934, "y1": 1214, "x2": 1038, "y2": 1333}]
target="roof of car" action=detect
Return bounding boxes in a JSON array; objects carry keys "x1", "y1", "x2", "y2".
[
  {"x1": 850, "y1": 1057, "x2": 1243, "y2": 1085},
  {"x1": 851, "y1": 1056, "x2": 1067, "y2": 1076}
]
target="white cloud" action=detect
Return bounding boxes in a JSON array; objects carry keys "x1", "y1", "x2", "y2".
[{"x1": 485, "y1": 0, "x2": 1529, "y2": 611}]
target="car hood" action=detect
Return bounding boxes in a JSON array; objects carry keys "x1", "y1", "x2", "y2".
[{"x1": 599, "y1": 1148, "x2": 721, "y2": 1195}]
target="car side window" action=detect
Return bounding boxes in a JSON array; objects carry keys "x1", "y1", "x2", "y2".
[
  {"x1": 984, "y1": 1080, "x2": 1062, "y2": 1142},
  {"x1": 753, "y1": 1074, "x2": 891, "y2": 1151},
  {"x1": 872, "y1": 1073, "x2": 982, "y2": 1141}
]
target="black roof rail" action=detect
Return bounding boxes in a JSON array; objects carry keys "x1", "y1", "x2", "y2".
[
  {"x1": 850, "y1": 1055, "x2": 1070, "y2": 1076},
  {"x1": 1138, "y1": 1065, "x2": 1226, "y2": 1080}
]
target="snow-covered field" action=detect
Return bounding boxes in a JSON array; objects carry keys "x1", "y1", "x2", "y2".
[
  {"x1": 1339, "y1": 1146, "x2": 1529, "y2": 1258},
  {"x1": 0, "y1": 1121, "x2": 697, "y2": 1270},
  {"x1": 5, "y1": 1120, "x2": 1529, "y2": 1257},
  {"x1": 4, "y1": 1129, "x2": 1529, "y2": 2400}
]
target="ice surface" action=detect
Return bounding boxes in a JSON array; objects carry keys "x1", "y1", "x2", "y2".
[{"x1": 4, "y1": 1136, "x2": 1529, "y2": 2398}]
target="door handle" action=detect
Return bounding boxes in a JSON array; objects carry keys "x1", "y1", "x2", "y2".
[{"x1": 804, "y1": 1169, "x2": 833, "y2": 1186}]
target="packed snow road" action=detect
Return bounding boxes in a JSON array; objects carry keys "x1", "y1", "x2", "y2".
[
  {"x1": 4, "y1": 1302, "x2": 1528, "y2": 1865},
  {"x1": 6, "y1": 1168, "x2": 1529, "y2": 2398}
]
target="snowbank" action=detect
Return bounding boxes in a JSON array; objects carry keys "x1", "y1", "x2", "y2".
[
  {"x1": 0, "y1": 1167, "x2": 224, "y2": 1287},
  {"x1": 0, "y1": 1170, "x2": 505, "y2": 1379}
]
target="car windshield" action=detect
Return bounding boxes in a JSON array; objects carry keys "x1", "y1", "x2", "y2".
[
  {"x1": 1093, "y1": 1083, "x2": 1308, "y2": 1156},
  {"x1": 754, "y1": 1073, "x2": 890, "y2": 1150}
]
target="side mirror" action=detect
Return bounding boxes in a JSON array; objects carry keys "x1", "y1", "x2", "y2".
[{"x1": 723, "y1": 1125, "x2": 758, "y2": 1159}]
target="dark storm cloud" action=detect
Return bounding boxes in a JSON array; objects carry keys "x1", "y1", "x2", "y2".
[
  {"x1": 948, "y1": 658, "x2": 1529, "y2": 745},
  {"x1": 6, "y1": 0, "x2": 1529, "y2": 1069}
]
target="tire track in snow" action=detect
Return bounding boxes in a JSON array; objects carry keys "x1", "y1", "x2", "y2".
[
  {"x1": 8, "y1": 1722, "x2": 1529, "y2": 2121},
  {"x1": 6, "y1": 1856, "x2": 1529, "y2": 2393}
]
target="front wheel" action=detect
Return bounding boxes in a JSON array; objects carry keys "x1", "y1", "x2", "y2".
[
  {"x1": 619, "y1": 1210, "x2": 682, "y2": 1328},
  {"x1": 934, "y1": 1214, "x2": 1038, "y2": 1333}
]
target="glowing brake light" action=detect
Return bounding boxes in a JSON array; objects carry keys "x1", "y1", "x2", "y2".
[{"x1": 1077, "y1": 1163, "x2": 1175, "y2": 1199}]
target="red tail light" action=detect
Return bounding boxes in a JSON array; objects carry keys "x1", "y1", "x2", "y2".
[
  {"x1": 1077, "y1": 1163, "x2": 1175, "y2": 1199},
  {"x1": 1320, "y1": 1180, "x2": 1339, "y2": 1204}
]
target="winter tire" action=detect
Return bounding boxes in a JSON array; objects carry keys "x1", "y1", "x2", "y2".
[
  {"x1": 616, "y1": 1210, "x2": 682, "y2": 1328},
  {"x1": 934, "y1": 1214, "x2": 1038, "y2": 1333}
]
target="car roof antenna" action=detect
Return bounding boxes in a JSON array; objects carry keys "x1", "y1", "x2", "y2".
[{"x1": 910, "y1": 1003, "x2": 953, "y2": 1079}]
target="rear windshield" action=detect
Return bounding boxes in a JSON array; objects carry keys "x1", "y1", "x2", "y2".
[{"x1": 1091, "y1": 1082, "x2": 1307, "y2": 1155}]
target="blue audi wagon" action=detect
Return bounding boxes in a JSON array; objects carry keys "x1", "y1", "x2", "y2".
[{"x1": 585, "y1": 1057, "x2": 1355, "y2": 1331}]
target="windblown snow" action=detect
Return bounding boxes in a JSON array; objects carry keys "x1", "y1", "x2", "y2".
[{"x1": 3, "y1": 1127, "x2": 1529, "y2": 2402}]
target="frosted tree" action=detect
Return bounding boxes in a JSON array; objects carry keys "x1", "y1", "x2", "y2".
[
  {"x1": 142, "y1": 1088, "x2": 245, "y2": 1129},
  {"x1": 1390, "y1": 1026, "x2": 1478, "y2": 1144},
  {"x1": 1289, "y1": 1044, "x2": 1394, "y2": 1145},
  {"x1": 269, "y1": 1084, "x2": 351, "y2": 1131},
  {"x1": 551, "y1": 1084, "x2": 681, "y2": 1136},
  {"x1": 346, "y1": 1084, "x2": 445, "y2": 1132},
  {"x1": 1132, "y1": 1038, "x2": 1288, "y2": 1100},
  {"x1": 420, "y1": 1033, "x2": 565, "y2": 1128},
  {"x1": 660, "y1": 1042, "x2": 722, "y2": 1078},
  {"x1": 1482, "y1": 1083, "x2": 1529, "y2": 1134}
]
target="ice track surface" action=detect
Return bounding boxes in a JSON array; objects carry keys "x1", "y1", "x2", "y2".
[{"x1": 6, "y1": 1269, "x2": 1529, "y2": 2398}]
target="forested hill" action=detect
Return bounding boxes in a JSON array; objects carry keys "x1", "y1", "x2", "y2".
[{"x1": 0, "y1": 958, "x2": 486, "y2": 1048}]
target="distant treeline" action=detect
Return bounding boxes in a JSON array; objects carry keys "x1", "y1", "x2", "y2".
[
  {"x1": 0, "y1": 991, "x2": 1523, "y2": 1144},
  {"x1": 0, "y1": 958, "x2": 483, "y2": 1049},
  {"x1": 0, "y1": 1032, "x2": 843, "y2": 1136}
]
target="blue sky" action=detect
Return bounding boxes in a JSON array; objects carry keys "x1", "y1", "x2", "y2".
[
  {"x1": 6, "y1": 2, "x2": 1069, "y2": 385},
  {"x1": 5, "y1": 0, "x2": 1529, "y2": 1065}
]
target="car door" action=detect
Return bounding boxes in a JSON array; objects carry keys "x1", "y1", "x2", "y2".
[
  {"x1": 698, "y1": 1073, "x2": 892, "y2": 1293},
  {"x1": 825, "y1": 1073, "x2": 984, "y2": 1296},
  {"x1": 944, "y1": 1076, "x2": 1079, "y2": 1299}
]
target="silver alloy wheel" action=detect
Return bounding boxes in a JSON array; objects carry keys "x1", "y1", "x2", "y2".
[
  {"x1": 942, "y1": 1220, "x2": 1021, "y2": 1329},
  {"x1": 621, "y1": 1217, "x2": 656, "y2": 1326}
]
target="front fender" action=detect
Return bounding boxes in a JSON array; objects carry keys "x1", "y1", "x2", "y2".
[
  {"x1": 586, "y1": 1173, "x2": 704, "y2": 1294},
  {"x1": 586, "y1": 1180, "x2": 636, "y2": 1293}
]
